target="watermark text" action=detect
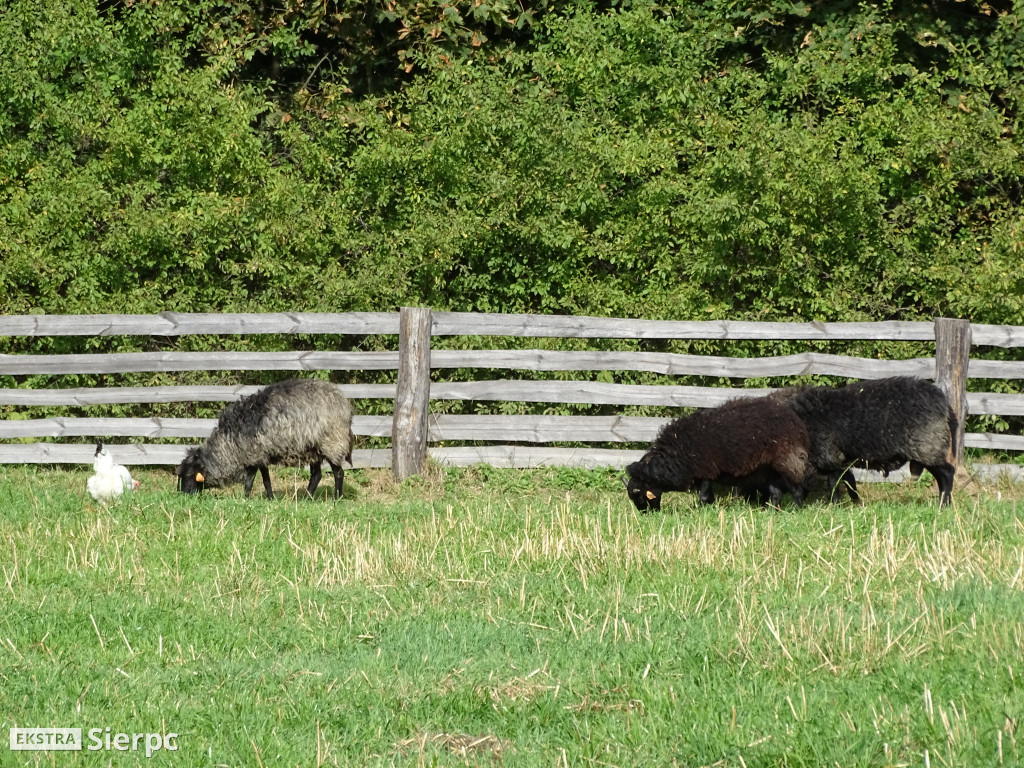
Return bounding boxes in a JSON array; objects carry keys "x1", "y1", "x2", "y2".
[{"x1": 10, "y1": 728, "x2": 178, "y2": 757}]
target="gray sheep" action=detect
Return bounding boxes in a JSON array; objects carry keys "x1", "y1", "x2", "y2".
[
  {"x1": 176, "y1": 378, "x2": 354, "y2": 500},
  {"x1": 625, "y1": 396, "x2": 813, "y2": 512},
  {"x1": 772, "y1": 376, "x2": 956, "y2": 506}
]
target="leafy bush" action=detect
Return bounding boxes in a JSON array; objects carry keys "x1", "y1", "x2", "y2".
[
  {"x1": 1, "y1": 1, "x2": 1022, "y2": 433},
  {"x1": 3, "y1": 0, "x2": 1020, "y2": 323}
]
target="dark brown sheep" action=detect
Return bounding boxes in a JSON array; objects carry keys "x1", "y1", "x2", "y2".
[{"x1": 625, "y1": 397, "x2": 812, "y2": 512}]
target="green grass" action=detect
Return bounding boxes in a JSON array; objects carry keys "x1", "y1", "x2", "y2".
[{"x1": 1, "y1": 464, "x2": 1023, "y2": 767}]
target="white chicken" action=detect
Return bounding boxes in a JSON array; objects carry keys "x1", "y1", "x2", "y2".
[{"x1": 87, "y1": 441, "x2": 140, "y2": 504}]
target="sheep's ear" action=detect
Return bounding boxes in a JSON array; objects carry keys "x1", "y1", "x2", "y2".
[
  {"x1": 646, "y1": 490, "x2": 656, "y2": 500},
  {"x1": 195, "y1": 472, "x2": 205, "y2": 483}
]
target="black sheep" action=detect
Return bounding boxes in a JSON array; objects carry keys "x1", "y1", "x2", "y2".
[
  {"x1": 773, "y1": 376, "x2": 956, "y2": 506},
  {"x1": 625, "y1": 397, "x2": 812, "y2": 512}
]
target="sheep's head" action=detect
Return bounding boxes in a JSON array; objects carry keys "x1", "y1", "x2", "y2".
[
  {"x1": 623, "y1": 450, "x2": 695, "y2": 512},
  {"x1": 625, "y1": 479, "x2": 661, "y2": 512},
  {"x1": 176, "y1": 448, "x2": 206, "y2": 494},
  {"x1": 623, "y1": 465, "x2": 662, "y2": 512}
]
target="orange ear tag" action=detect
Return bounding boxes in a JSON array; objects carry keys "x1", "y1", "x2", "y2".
[
  {"x1": 195, "y1": 472, "x2": 205, "y2": 483},
  {"x1": 646, "y1": 491, "x2": 656, "y2": 500}
]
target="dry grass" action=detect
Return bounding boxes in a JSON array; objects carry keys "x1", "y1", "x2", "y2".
[{"x1": 395, "y1": 731, "x2": 513, "y2": 761}]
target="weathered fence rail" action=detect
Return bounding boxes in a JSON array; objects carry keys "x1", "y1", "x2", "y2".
[
  {"x1": 1, "y1": 311, "x2": 1023, "y2": 478},
  {"x1": 7, "y1": 349, "x2": 1024, "y2": 379},
  {"x1": 7, "y1": 311, "x2": 1023, "y2": 343}
]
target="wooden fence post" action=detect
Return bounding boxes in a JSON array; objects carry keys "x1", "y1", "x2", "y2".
[
  {"x1": 933, "y1": 317, "x2": 972, "y2": 468},
  {"x1": 392, "y1": 307, "x2": 432, "y2": 480}
]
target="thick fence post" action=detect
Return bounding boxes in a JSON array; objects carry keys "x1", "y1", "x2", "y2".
[
  {"x1": 933, "y1": 317, "x2": 971, "y2": 468},
  {"x1": 392, "y1": 307, "x2": 432, "y2": 480}
]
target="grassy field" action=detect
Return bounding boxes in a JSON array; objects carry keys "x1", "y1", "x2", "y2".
[{"x1": 1, "y1": 463, "x2": 1022, "y2": 767}]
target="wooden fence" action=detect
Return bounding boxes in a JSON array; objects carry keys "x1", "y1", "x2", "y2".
[{"x1": 1, "y1": 310, "x2": 1024, "y2": 479}]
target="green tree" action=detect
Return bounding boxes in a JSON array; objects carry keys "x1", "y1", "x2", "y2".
[{"x1": 1, "y1": 0, "x2": 1021, "y2": 324}]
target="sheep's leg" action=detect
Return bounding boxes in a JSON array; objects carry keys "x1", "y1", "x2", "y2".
[
  {"x1": 927, "y1": 462, "x2": 955, "y2": 507},
  {"x1": 786, "y1": 480, "x2": 808, "y2": 507},
  {"x1": 825, "y1": 471, "x2": 842, "y2": 502},
  {"x1": 243, "y1": 467, "x2": 259, "y2": 498},
  {"x1": 773, "y1": 462, "x2": 809, "y2": 507},
  {"x1": 259, "y1": 466, "x2": 274, "y2": 499},
  {"x1": 828, "y1": 470, "x2": 859, "y2": 503},
  {"x1": 764, "y1": 480, "x2": 784, "y2": 507},
  {"x1": 697, "y1": 479, "x2": 715, "y2": 505},
  {"x1": 307, "y1": 461, "x2": 323, "y2": 498},
  {"x1": 328, "y1": 460, "x2": 345, "y2": 500},
  {"x1": 840, "y1": 470, "x2": 860, "y2": 503}
]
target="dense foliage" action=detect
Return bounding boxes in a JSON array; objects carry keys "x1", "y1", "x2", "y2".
[{"x1": 2, "y1": 0, "x2": 1021, "y2": 324}]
